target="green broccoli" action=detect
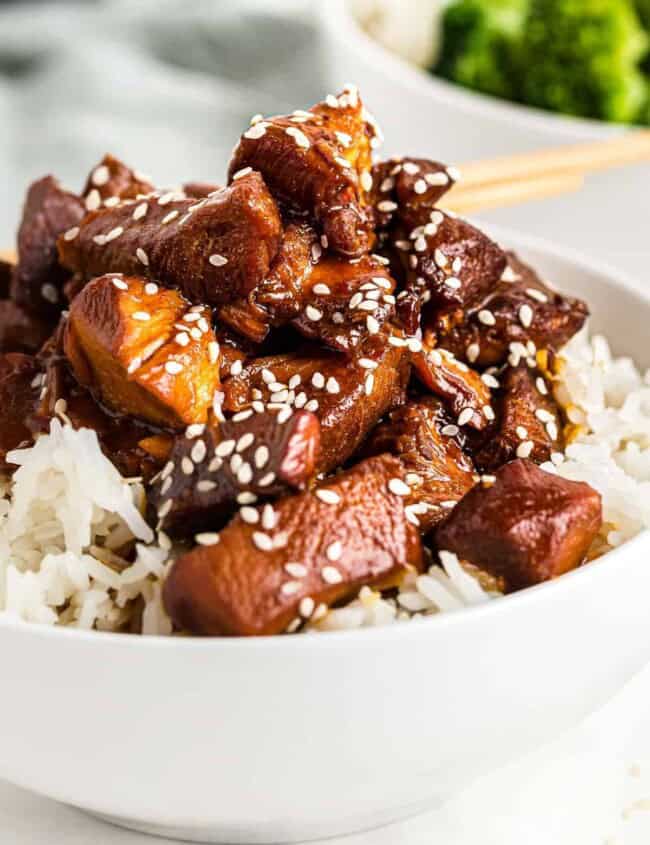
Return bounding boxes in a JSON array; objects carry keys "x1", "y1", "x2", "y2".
[
  {"x1": 434, "y1": 0, "x2": 529, "y2": 102},
  {"x1": 520, "y1": 0, "x2": 649, "y2": 124},
  {"x1": 635, "y1": 0, "x2": 650, "y2": 28}
]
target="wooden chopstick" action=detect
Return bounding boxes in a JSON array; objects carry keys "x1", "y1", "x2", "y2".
[
  {"x1": 454, "y1": 130, "x2": 650, "y2": 192},
  {"x1": 444, "y1": 169, "x2": 585, "y2": 214}
]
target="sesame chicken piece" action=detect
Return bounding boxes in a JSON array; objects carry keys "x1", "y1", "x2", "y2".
[
  {"x1": 11, "y1": 176, "x2": 85, "y2": 319},
  {"x1": 58, "y1": 172, "x2": 282, "y2": 307},
  {"x1": 473, "y1": 364, "x2": 564, "y2": 471},
  {"x1": 361, "y1": 397, "x2": 476, "y2": 532},
  {"x1": 371, "y1": 157, "x2": 457, "y2": 231},
  {"x1": 436, "y1": 252, "x2": 589, "y2": 367},
  {"x1": 394, "y1": 213, "x2": 507, "y2": 337},
  {"x1": 218, "y1": 222, "x2": 318, "y2": 344},
  {"x1": 149, "y1": 408, "x2": 320, "y2": 534},
  {"x1": 228, "y1": 86, "x2": 376, "y2": 258},
  {"x1": 436, "y1": 459, "x2": 602, "y2": 591},
  {"x1": 64, "y1": 275, "x2": 220, "y2": 429},
  {"x1": 163, "y1": 454, "x2": 423, "y2": 636},
  {"x1": 82, "y1": 154, "x2": 154, "y2": 210},
  {"x1": 223, "y1": 333, "x2": 409, "y2": 474},
  {"x1": 412, "y1": 342, "x2": 494, "y2": 432},
  {"x1": 0, "y1": 353, "x2": 41, "y2": 468}
]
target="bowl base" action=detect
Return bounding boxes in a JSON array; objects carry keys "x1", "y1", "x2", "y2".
[{"x1": 86, "y1": 797, "x2": 441, "y2": 844}]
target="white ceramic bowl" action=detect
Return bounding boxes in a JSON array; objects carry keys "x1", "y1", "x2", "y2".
[
  {"x1": 320, "y1": 0, "x2": 621, "y2": 161},
  {"x1": 0, "y1": 229, "x2": 649, "y2": 844}
]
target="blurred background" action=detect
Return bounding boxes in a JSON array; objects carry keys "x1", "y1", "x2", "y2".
[{"x1": 1, "y1": 0, "x2": 649, "y2": 274}]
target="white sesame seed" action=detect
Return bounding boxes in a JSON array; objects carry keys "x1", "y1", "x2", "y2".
[
  {"x1": 305, "y1": 305, "x2": 322, "y2": 322},
  {"x1": 244, "y1": 122, "x2": 268, "y2": 140},
  {"x1": 132, "y1": 311, "x2": 150, "y2": 322},
  {"x1": 240, "y1": 506, "x2": 259, "y2": 524},
  {"x1": 325, "y1": 377, "x2": 340, "y2": 394},
  {"x1": 425, "y1": 171, "x2": 449, "y2": 186},
  {"x1": 277, "y1": 406, "x2": 293, "y2": 424},
  {"x1": 402, "y1": 161, "x2": 420, "y2": 175},
  {"x1": 322, "y1": 565, "x2": 343, "y2": 583},
  {"x1": 186, "y1": 423, "x2": 205, "y2": 439},
  {"x1": 133, "y1": 202, "x2": 148, "y2": 221},
  {"x1": 478, "y1": 310, "x2": 496, "y2": 326},
  {"x1": 63, "y1": 226, "x2": 80, "y2": 242},
  {"x1": 527, "y1": 288, "x2": 549, "y2": 303},
  {"x1": 447, "y1": 166, "x2": 461, "y2": 181},
  {"x1": 360, "y1": 170, "x2": 373, "y2": 191},
  {"x1": 377, "y1": 200, "x2": 397, "y2": 213},
  {"x1": 281, "y1": 581, "x2": 301, "y2": 597},
  {"x1": 165, "y1": 361, "x2": 183, "y2": 375},
  {"x1": 536, "y1": 377, "x2": 549, "y2": 395},
  {"x1": 434, "y1": 249, "x2": 448, "y2": 267},
  {"x1": 466, "y1": 343, "x2": 480, "y2": 363},
  {"x1": 304, "y1": 399, "x2": 319, "y2": 413},
  {"x1": 237, "y1": 491, "x2": 258, "y2": 504},
  {"x1": 258, "y1": 472, "x2": 276, "y2": 487},
  {"x1": 299, "y1": 596, "x2": 315, "y2": 618},
  {"x1": 232, "y1": 410, "x2": 254, "y2": 422},
  {"x1": 111, "y1": 278, "x2": 128, "y2": 291},
  {"x1": 516, "y1": 441, "x2": 534, "y2": 459},
  {"x1": 136, "y1": 247, "x2": 149, "y2": 266},
  {"x1": 519, "y1": 304, "x2": 534, "y2": 328},
  {"x1": 483, "y1": 405, "x2": 495, "y2": 421},
  {"x1": 546, "y1": 421, "x2": 558, "y2": 440},
  {"x1": 388, "y1": 478, "x2": 410, "y2": 497},
  {"x1": 413, "y1": 179, "x2": 427, "y2": 194},
  {"x1": 190, "y1": 440, "x2": 206, "y2": 464},
  {"x1": 482, "y1": 373, "x2": 500, "y2": 389},
  {"x1": 252, "y1": 531, "x2": 273, "y2": 551},
  {"x1": 209, "y1": 253, "x2": 228, "y2": 267},
  {"x1": 195, "y1": 532, "x2": 220, "y2": 546},
  {"x1": 311, "y1": 372, "x2": 325, "y2": 389},
  {"x1": 85, "y1": 189, "x2": 101, "y2": 211},
  {"x1": 406, "y1": 337, "x2": 422, "y2": 353},
  {"x1": 285, "y1": 126, "x2": 310, "y2": 149},
  {"x1": 254, "y1": 445, "x2": 269, "y2": 469},
  {"x1": 237, "y1": 463, "x2": 253, "y2": 485},
  {"x1": 173, "y1": 332, "x2": 189, "y2": 348},
  {"x1": 535, "y1": 409, "x2": 554, "y2": 423},
  {"x1": 388, "y1": 335, "x2": 406, "y2": 347},
  {"x1": 311, "y1": 283, "x2": 332, "y2": 297},
  {"x1": 230, "y1": 453, "x2": 243, "y2": 474},
  {"x1": 315, "y1": 489, "x2": 340, "y2": 505},
  {"x1": 236, "y1": 433, "x2": 255, "y2": 453},
  {"x1": 208, "y1": 342, "x2": 219, "y2": 364},
  {"x1": 445, "y1": 276, "x2": 462, "y2": 290},
  {"x1": 232, "y1": 166, "x2": 253, "y2": 180},
  {"x1": 364, "y1": 373, "x2": 374, "y2": 395},
  {"x1": 181, "y1": 457, "x2": 194, "y2": 475},
  {"x1": 366, "y1": 315, "x2": 380, "y2": 334},
  {"x1": 441, "y1": 424, "x2": 459, "y2": 436},
  {"x1": 457, "y1": 408, "x2": 474, "y2": 427},
  {"x1": 208, "y1": 457, "x2": 223, "y2": 472},
  {"x1": 323, "y1": 541, "x2": 343, "y2": 565},
  {"x1": 40, "y1": 283, "x2": 59, "y2": 303}
]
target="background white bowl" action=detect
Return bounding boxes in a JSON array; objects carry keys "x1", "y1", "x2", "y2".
[
  {"x1": 320, "y1": 0, "x2": 650, "y2": 277},
  {"x1": 0, "y1": 228, "x2": 649, "y2": 844}
]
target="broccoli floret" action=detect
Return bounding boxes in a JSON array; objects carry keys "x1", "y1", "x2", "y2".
[
  {"x1": 635, "y1": 0, "x2": 650, "y2": 28},
  {"x1": 434, "y1": 0, "x2": 529, "y2": 101},
  {"x1": 521, "y1": 0, "x2": 649, "y2": 124}
]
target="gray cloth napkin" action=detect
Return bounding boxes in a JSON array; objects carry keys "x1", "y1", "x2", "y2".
[{"x1": 0, "y1": 0, "x2": 328, "y2": 244}]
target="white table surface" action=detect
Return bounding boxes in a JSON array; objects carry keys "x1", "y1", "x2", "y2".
[{"x1": 3, "y1": 130, "x2": 650, "y2": 845}]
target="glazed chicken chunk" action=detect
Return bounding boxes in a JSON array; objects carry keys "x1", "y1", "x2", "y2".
[
  {"x1": 436, "y1": 459, "x2": 602, "y2": 591},
  {"x1": 473, "y1": 364, "x2": 564, "y2": 471},
  {"x1": 11, "y1": 175, "x2": 85, "y2": 318},
  {"x1": 163, "y1": 455, "x2": 423, "y2": 636},
  {"x1": 228, "y1": 86, "x2": 377, "y2": 257},
  {"x1": 58, "y1": 172, "x2": 283, "y2": 307},
  {"x1": 223, "y1": 333, "x2": 409, "y2": 473},
  {"x1": 361, "y1": 397, "x2": 477, "y2": 532},
  {"x1": 149, "y1": 408, "x2": 321, "y2": 534},
  {"x1": 65, "y1": 274, "x2": 220, "y2": 428},
  {"x1": 436, "y1": 253, "x2": 589, "y2": 367}
]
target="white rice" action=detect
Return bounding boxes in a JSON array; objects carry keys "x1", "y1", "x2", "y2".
[{"x1": 0, "y1": 327, "x2": 648, "y2": 635}]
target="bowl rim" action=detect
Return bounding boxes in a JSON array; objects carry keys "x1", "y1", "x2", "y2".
[
  {"x1": 1, "y1": 224, "x2": 648, "y2": 650},
  {"x1": 321, "y1": 0, "x2": 628, "y2": 143}
]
